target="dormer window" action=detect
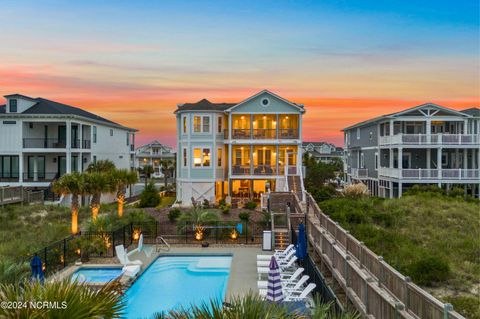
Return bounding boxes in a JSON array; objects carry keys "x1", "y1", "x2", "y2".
[{"x1": 9, "y1": 99, "x2": 17, "y2": 113}]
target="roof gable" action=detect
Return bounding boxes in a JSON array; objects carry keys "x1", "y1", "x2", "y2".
[
  {"x1": 226, "y1": 90, "x2": 305, "y2": 114},
  {"x1": 175, "y1": 99, "x2": 236, "y2": 112}
]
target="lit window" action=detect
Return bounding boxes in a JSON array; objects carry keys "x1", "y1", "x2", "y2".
[
  {"x1": 217, "y1": 148, "x2": 222, "y2": 167},
  {"x1": 217, "y1": 116, "x2": 223, "y2": 133},
  {"x1": 193, "y1": 116, "x2": 201, "y2": 133},
  {"x1": 193, "y1": 148, "x2": 211, "y2": 167},
  {"x1": 183, "y1": 116, "x2": 187, "y2": 133}
]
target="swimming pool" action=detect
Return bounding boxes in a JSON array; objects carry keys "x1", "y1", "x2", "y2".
[
  {"x1": 71, "y1": 267, "x2": 123, "y2": 283},
  {"x1": 124, "y1": 255, "x2": 232, "y2": 318}
]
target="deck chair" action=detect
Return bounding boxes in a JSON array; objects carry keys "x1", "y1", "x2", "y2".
[
  {"x1": 257, "y1": 244, "x2": 295, "y2": 261},
  {"x1": 115, "y1": 245, "x2": 143, "y2": 266},
  {"x1": 257, "y1": 250, "x2": 295, "y2": 267},
  {"x1": 283, "y1": 283, "x2": 317, "y2": 302}
]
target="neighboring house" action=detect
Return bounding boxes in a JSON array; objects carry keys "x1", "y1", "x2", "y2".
[
  {"x1": 0, "y1": 94, "x2": 137, "y2": 193},
  {"x1": 135, "y1": 140, "x2": 175, "y2": 177},
  {"x1": 302, "y1": 142, "x2": 344, "y2": 163},
  {"x1": 175, "y1": 90, "x2": 306, "y2": 206},
  {"x1": 343, "y1": 103, "x2": 480, "y2": 198}
]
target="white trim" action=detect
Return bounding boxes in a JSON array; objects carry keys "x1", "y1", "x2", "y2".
[
  {"x1": 225, "y1": 90, "x2": 305, "y2": 113},
  {"x1": 192, "y1": 114, "x2": 212, "y2": 134}
]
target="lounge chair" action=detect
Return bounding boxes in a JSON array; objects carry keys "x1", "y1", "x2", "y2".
[
  {"x1": 283, "y1": 283, "x2": 317, "y2": 302},
  {"x1": 257, "y1": 267, "x2": 304, "y2": 289},
  {"x1": 122, "y1": 265, "x2": 141, "y2": 278},
  {"x1": 283, "y1": 275, "x2": 309, "y2": 291},
  {"x1": 127, "y1": 234, "x2": 154, "y2": 258},
  {"x1": 257, "y1": 244, "x2": 295, "y2": 261},
  {"x1": 257, "y1": 250, "x2": 295, "y2": 267},
  {"x1": 257, "y1": 256, "x2": 298, "y2": 279},
  {"x1": 115, "y1": 245, "x2": 143, "y2": 266},
  {"x1": 259, "y1": 276, "x2": 310, "y2": 297}
]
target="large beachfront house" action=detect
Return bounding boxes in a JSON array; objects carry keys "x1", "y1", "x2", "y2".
[
  {"x1": 0, "y1": 94, "x2": 137, "y2": 193},
  {"x1": 343, "y1": 104, "x2": 480, "y2": 198},
  {"x1": 135, "y1": 140, "x2": 175, "y2": 177},
  {"x1": 302, "y1": 142, "x2": 343, "y2": 164},
  {"x1": 175, "y1": 90, "x2": 305, "y2": 206}
]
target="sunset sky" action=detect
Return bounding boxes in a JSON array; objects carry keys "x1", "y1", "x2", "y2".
[{"x1": 1, "y1": 0, "x2": 478, "y2": 148}]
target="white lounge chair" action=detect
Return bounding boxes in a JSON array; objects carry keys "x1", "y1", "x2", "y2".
[
  {"x1": 115, "y1": 245, "x2": 143, "y2": 266},
  {"x1": 283, "y1": 283, "x2": 317, "y2": 302},
  {"x1": 127, "y1": 234, "x2": 154, "y2": 258},
  {"x1": 257, "y1": 250, "x2": 295, "y2": 267},
  {"x1": 257, "y1": 267, "x2": 304, "y2": 289},
  {"x1": 257, "y1": 256, "x2": 298, "y2": 279},
  {"x1": 257, "y1": 244, "x2": 295, "y2": 261},
  {"x1": 283, "y1": 275, "x2": 309, "y2": 290},
  {"x1": 259, "y1": 275, "x2": 310, "y2": 297},
  {"x1": 122, "y1": 265, "x2": 141, "y2": 278}
]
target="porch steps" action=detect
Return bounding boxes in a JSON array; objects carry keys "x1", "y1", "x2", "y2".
[{"x1": 273, "y1": 228, "x2": 289, "y2": 250}]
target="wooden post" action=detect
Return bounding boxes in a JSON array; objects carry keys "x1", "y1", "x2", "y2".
[
  {"x1": 359, "y1": 241, "x2": 365, "y2": 269},
  {"x1": 345, "y1": 255, "x2": 350, "y2": 288},
  {"x1": 331, "y1": 240, "x2": 336, "y2": 268},
  {"x1": 345, "y1": 230, "x2": 350, "y2": 255},
  {"x1": 378, "y1": 256, "x2": 384, "y2": 288},
  {"x1": 443, "y1": 303, "x2": 453, "y2": 319},
  {"x1": 404, "y1": 276, "x2": 411, "y2": 310},
  {"x1": 395, "y1": 302, "x2": 405, "y2": 319},
  {"x1": 363, "y1": 276, "x2": 369, "y2": 315}
]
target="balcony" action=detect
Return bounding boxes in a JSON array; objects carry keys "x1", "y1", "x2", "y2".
[
  {"x1": 232, "y1": 129, "x2": 251, "y2": 139},
  {"x1": 22, "y1": 138, "x2": 92, "y2": 149},
  {"x1": 232, "y1": 165, "x2": 279, "y2": 176},
  {"x1": 23, "y1": 172, "x2": 59, "y2": 182},
  {"x1": 253, "y1": 129, "x2": 276, "y2": 139},
  {"x1": 379, "y1": 134, "x2": 480, "y2": 146},
  {"x1": 83, "y1": 140, "x2": 91, "y2": 149},
  {"x1": 348, "y1": 168, "x2": 369, "y2": 178},
  {"x1": 379, "y1": 167, "x2": 480, "y2": 180},
  {"x1": 230, "y1": 128, "x2": 299, "y2": 140},
  {"x1": 279, "y1": 129, "x2": 299, "y2": 139}
]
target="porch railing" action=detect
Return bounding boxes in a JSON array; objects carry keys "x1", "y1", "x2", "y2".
[
  {"x1": 22, "y1": 172, "x2": 59, "y2": 182},
  {"x1": 379, "y1": 134, "x2": 480, "y2": 146},
  {"x1": 232, "y1": 129, "x2": 251, "y2": 139},
  {"x1": 379, "y1": 168, "x2": 480, "y2": 180}
]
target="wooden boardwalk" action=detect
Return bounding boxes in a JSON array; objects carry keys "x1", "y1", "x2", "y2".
[
  {"x1": 290, "y1": 192, "x2": 465, "y2": 319},
  {"x1": 0, "y1": 186, "x2": 44, "y2": 206}
]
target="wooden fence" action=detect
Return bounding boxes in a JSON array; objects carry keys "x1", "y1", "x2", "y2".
[
  {"x1": 302, "y1": 192, "x2": 465, "y2": 319},
  {"x1": 0, "y1": 186, "x2": 44, "y2": 206}
]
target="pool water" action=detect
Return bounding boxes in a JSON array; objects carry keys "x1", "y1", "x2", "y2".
[
  {"x1": 124, "y1": 255, "x2": 232, "y2": 318},
  {"x1": 71, "y1": 267, "x2": 123, "y2": 283}
]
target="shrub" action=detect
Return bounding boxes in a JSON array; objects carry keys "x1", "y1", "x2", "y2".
[
  {"x1": 311, "y1": 184, "x2": 338, "y2": 202},
  {"x1": 238, "y1": 211, "x2": 250, "y2": 222},
  {"x1": 138, "y1": 182, "x2": 161, "y2": 208},
  {"x1": 218, "y1": 198, "x2": 226, "y2": 208},
  {"x1": 244, "y1": 201, "x2": 257, "y2": 210},
  {"x1": 202, "y1": 199, "x2": 210, "y2": 209},
  {"x1": 404, "y1": 184, "x2": 445, "y2": 196},
  {"x1": 407, "y1": 255, "x2": 451, "y2": 286},
  {"x1": 222, "y1": 205, "x2": 231, "y2": 215},
  {"x1": 342, "y1": 183, "x2": 370, "y2": 199},
  {"x1": 168, "y1": 208, "x2": 181, "y2": 222},
  {"x1": 444, "y1": 295, "x2": 480, "y2": 319}
]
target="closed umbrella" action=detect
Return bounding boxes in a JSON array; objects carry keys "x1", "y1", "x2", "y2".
[
  {"x1": 296, "y1": 223, "x2": 307, "y2": 261},
  {"x1": 267, "y1": 256, "x2": 284, "y2": 302},
  {"x1": 30, "y1": 254, "x2": 44, "y2": 284}
]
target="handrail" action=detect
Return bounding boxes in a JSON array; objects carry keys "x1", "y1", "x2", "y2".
[
  {"x1": 300, "y1": 191, "x2": 465, "y2": 319},
  {"x1": 155, "y1": 236, "x2": 171, "y2": 252}
]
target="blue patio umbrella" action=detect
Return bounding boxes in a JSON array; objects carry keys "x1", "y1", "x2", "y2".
[
  {"x1": 30, "y1": 254, "x2": 44, "y2": 284},
  {"x1": 267, "y1": 256, "x2": 284, "y2": 302},
  {"x1": 296, "y1": 223, "x2": 307, "y2": 260}
]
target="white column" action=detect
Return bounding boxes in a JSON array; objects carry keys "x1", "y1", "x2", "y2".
[
  {"x1": 427, "y1": 148, "x2": 431, "y2": 169},
  {"x1": 389, "y1": 148, "x2": 394, "y2": 168},
  {"x1": 455, "y1": 149, "x2": 459, "y2": 168},
  {"x1": 33, "y1": 156, "x2": 38, "y2": 181},
  {"x1": 399, "y1": 182, "x2": 403, "y2": 197},
  {"x1": 18, "y1": 154, "x2": 23, "y2": 183},
  {"x1": 66, "y1": 121, "x2": 72, "y2": 174},
  {"x1": 389, "y1": 120, "x2": 394, "y2": 136},
  {"x1": 398, "y1": 148, "x2": 403, "y2": 169},
  {"x1": 463, "y1": 149, "x2": 468, "y2": 169},
  {"x1": 77, "y1": 153, "x2": 82, "y2": 172},
  {"x1": 437, "y1": 148, "x2": 442, "y2": 179},
  {"x1": 79, "y1": 124, "x2": 83, "y2": 149},
  {"x1": 426, "y1": 118, "x2": 432, "y2": 144},
  {"x1": 389, "y1": 181, "x2": 393, "y2": 198}
]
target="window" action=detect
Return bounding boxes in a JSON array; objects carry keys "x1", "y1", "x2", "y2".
[
  {"x1": 356, "y1": 128, "x2": 360, "y2": 140},
  {"x1": 217, "y1": 148, "x2": 222, "y2": 167},
  {"x1": 193, "y1": 148, "x2": 211, "y2": 167},
  {"x1": 369, "y1": 131, "x2": 373, "y2": 140},
  {"x1": 193, "y1": 115, "x2": 210, "y2": 133},
  {"x1": 375, "y1": 152, "x2": 378, "y2": 170},
  {"x1": 2, "y1": 121, "x2": 16, "y2": 124},
  {"x1": 183, "y1": 148, "x2": 187, "y2": 167},
  {"x1": 9, "y1": 99, "x2": 17, "y2": 113},
  {"x1": 202, "y1": 116, "x2": 210, "y2": 133},
  {"x1": 110, "y1": 129, "x2": 113, "y2": 136},
  {"x1": 93, "y1": 156, "x2": 97, "y2": 164},
  {"x1": 0, "y1": 155, "x2": 19, "y2": 178},
  {"x1": 183, "y1": 116, "x2": 187, "y2": 134},
  {"x1": 360, "y1": 153, "x2": 365, "y2": 168},
  {"x1": 261, "y1": 98, "x2": 270, "y2": 107},
  {"x1": 217, "y1": 116, "x2": 223, "y2": 134},
  {"x1": 93, "y1": 126, "x2": 97, "y2": 143},
  {"x1": 193, "y1": 116, "x2": 201, "y2": 132},
  {"x1": 126, "y1": 133, "x2": 130, "y2": 146}
]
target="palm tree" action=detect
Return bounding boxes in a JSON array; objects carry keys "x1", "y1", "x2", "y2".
[
  {"x1": 0, "y1": 279, "x2": 125, "y2": 318},
  {"x1": 111, "y1": 169, "x2": 138, "y2": 217},
  {"x1": 84, "y1": 172, "x2": 109, "y2": 221},
  {"x1": 52, "y1": 172, "x2": 85, "y2": 234},
  {"x1": 140, "y1": 165, "x2": 154, "y2": 187},
  {"x1": 160, "y1": 159, "x2": 174, "y2": 189},
  {"x1": 86, "y1": 159, "x2": 116, "y2": 174}
]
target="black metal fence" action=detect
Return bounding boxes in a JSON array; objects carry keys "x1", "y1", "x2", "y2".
[
  {"x1": 291, "y1": 225, "x2": 343, "y2": 315},
  {"x1": 31, "y1": 221, "x2": 266, "y2": 277}
]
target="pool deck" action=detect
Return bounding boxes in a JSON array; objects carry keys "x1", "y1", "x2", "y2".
[{"x1": 55, "y1": 245, "x2": 270, "y2": 300}]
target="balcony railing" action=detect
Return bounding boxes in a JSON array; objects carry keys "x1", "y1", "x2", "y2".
[
  {"x1": 228, "y1": 128, "x2": 299, "y2": 139},
  {"x1": 379, "y1": 134, "x2": 480, "y2": 146},
  {"x1": 348, "y1": 168, "x2": 369, "y2": 178},
  {"x1": 379, "y1": 167, "x2": 480, "y2": 180},
  {"x1": 23, "y1": 172, "x2": 60, "y2": 182},
  {"x1": 279, "y1": 128, "x2": 299, "y2": 139},
  {"x1": 232, "y1": 129, "x2": 251, "y2": 139},
  {"x1": 232, "y1": 165, "x2": 251, "y2": 175},
  {"x1": 83, "y1": 140, "x2": 91, "y2": 149},
  {"x1": 23, "y1": 138, "x2": 67, "y2": 148},
  {"x1": 253, "y1": 129, "x2": 276, "y2": 139},
  {"x1": 231, "y1": 165, "x2": 280, "y2": 175}
]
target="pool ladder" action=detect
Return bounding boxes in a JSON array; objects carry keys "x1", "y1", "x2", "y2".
[{"x1": 155, "y1": 236, "x2": 171, "y2": 252}]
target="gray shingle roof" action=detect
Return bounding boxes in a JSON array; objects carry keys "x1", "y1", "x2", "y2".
[
  {"x1": 175, "y1": 99, "x2": 237, "y2": 112},
  {"x1": 461, "y1": 108, "x2": 480, "y2": 117}
]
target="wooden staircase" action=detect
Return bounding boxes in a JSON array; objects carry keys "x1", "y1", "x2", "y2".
[
  {"x1": 287, "y1": 175, "x2": 303, "y2": 200},
  {"x1": 273, "y1": 229, "x2": 289, "y2": 250}
]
